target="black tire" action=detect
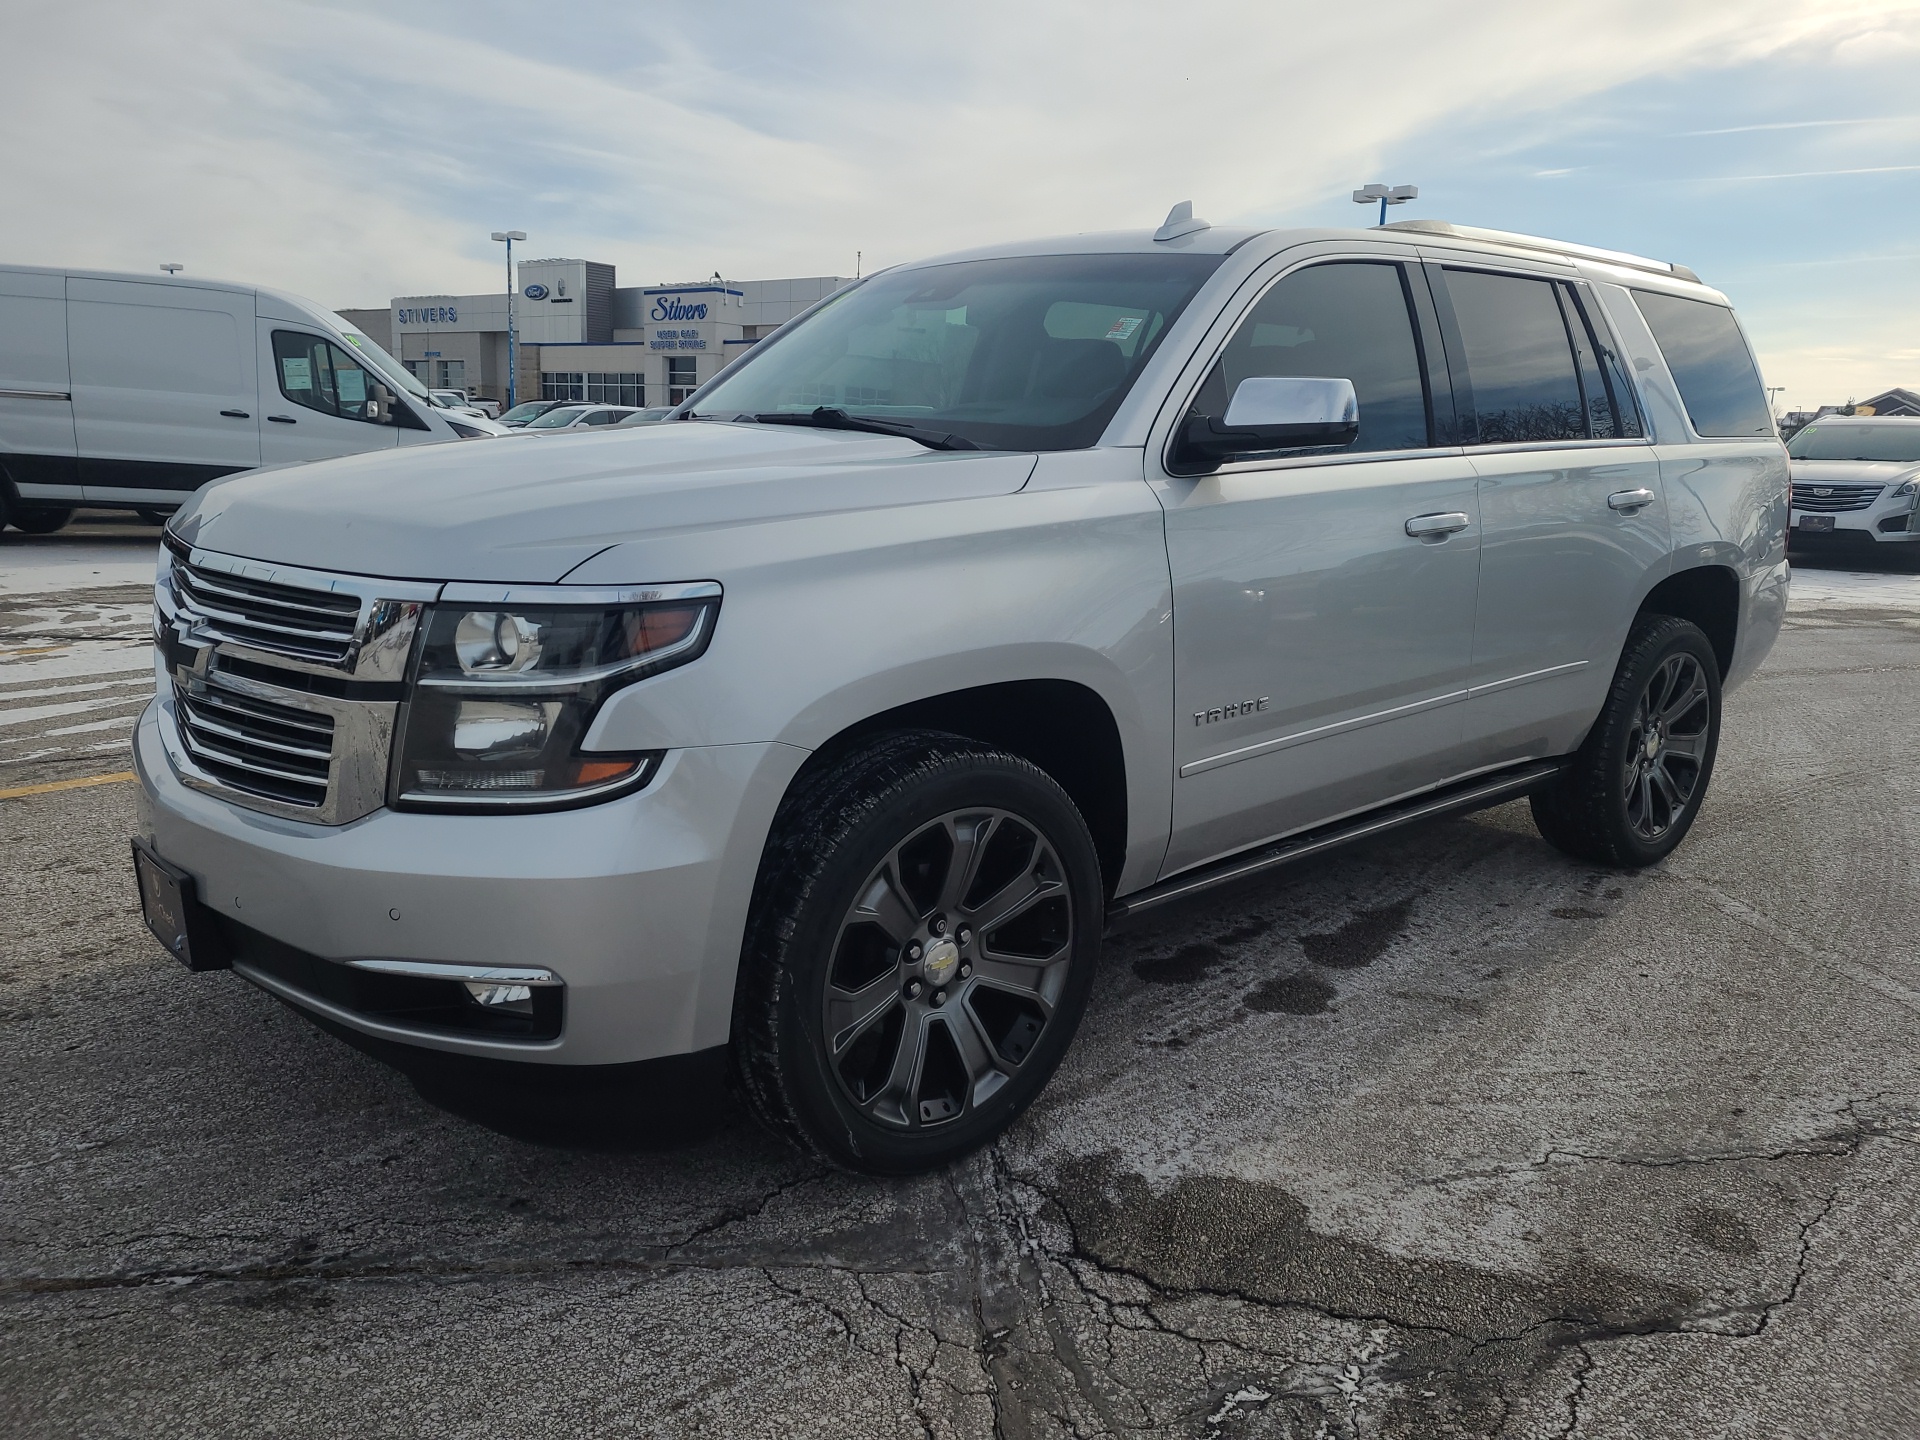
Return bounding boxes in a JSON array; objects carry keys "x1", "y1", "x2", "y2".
[
  {"x1": 1531, "y1": 614, "x2": 1722, "y2": 867},
  {"x1": 136, "y1": 508, "x2": 171, "y2": 526},
  {"x1": 10, "y1": 507, "x2": 72, "y2": 535},
  {"x1": 733, "y1": 731, "x2": 1104, "y2": 1174}
]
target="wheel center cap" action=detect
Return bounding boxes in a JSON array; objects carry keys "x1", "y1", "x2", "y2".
[
  {"x1": 922, "y1": 937, "x2": 961, "y2": 984},
  {"x1": 1645, "y1": 726, "x2": 1663, "y2": 760}
]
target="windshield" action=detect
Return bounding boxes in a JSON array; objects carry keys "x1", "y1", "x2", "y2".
[
  {"x1": 499, "y1": 402, "x2": 551, "y2": 424},
  {"x1": 337, "y1": 329, "x2": 431, "y2": 401},
  {"x1": 1788, "y1": 421, "x2": 1920, "y2": 463},
  {"x1": 528, "y1": 406, "x2": 588, "y2": 429},
  {"x1": 692, "y1": 252, "x2": 1224, "y2": 451}
]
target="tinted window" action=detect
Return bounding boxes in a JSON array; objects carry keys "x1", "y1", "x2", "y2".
[
  {"x1": 272, "y1": 330, "x2": 383, "y2": 424},
  {"x1": 695, "y1": 253, "x2": 1222, "y2": 451},
  {"x1": 1443, "y1": 269, "x2": 1586, "y2": 444},
  {"x1": 1787, "y1": 422, "x2": 1920, "y2": 462},
  {"x1": 1185, "y1": 261, "x2": 1430, "y2": 456},
  {"x1": 1631, "y1": 291, "x2": 1772, "y2": 438},
  {"x1": 1558, "y1": 287, "x2": 1620, "y2": 439}
]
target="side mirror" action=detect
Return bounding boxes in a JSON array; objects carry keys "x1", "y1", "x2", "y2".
[
  {"x1": 1177, "y1": 376, "x2": 1359, "y2": 468},
  {"x1": 368, "y1": 382, "x2": 397, "y2": 425}
]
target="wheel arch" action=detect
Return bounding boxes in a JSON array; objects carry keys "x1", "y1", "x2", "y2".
[
  {"x1": 1636, "y1": 563, "x2": 1740, "y2": 679},
  {"x1": 783, "y1": 679, "x2": 1130, "y2": 898}
]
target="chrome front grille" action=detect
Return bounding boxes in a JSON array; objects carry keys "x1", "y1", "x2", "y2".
[
  {"x1": 171, "y1": 558, "x2": 362, "y2": 663},
  {"x1": 1791, "y1": 483, "x2": 1883, "y2": 513},
  {"x1": 174, "y1": 679, "x2": 335, "y2": 808},
  {"x1": 156, "y1": 539, "x2": 440, "y2": 825}
]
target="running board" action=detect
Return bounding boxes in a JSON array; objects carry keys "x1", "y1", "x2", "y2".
[{"x1": 1107, "y1": 760, "x2": 1564, "y2": 923}]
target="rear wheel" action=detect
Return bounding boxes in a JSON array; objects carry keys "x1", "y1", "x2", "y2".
[
  {"x1": 1531, "y1": 614, "x2": 1721, "y2": 867},
  {"x1": 9, "y1": 507, "x2": 72, "y2": 535},
  {"x1": 733, "y1": 732, "x2": 1103, "y2": 1173}
]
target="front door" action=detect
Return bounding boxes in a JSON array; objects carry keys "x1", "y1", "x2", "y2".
[
  {"x1": 0, "y1": 269, "x2": 79, "y2": 507},
  {"x1": 1156, "y1": 258, "x2": 1482, "y2": 877},
  {"x1": 258, "y1": 326, "x2": 401, "y2": 464},
  {"x1": 1426, "y1": 264, "x2": 1668, "y2": 763},
  {"x1": 67, "y1": 277, "x2": 260, "y2": 504}
]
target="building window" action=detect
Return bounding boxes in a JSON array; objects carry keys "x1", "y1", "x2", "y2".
[
  {"x1": 542, "y1": 371, "x2": 644, "y2": 405},
  {"x1": 435, "y1": 359, "x2": 465, "y2": 390},
  {"x1": 668, "y1": 356, "x2": 699, "y2": 405},
  {"x1": 585, "y1": 371, "x2": 644, "y2": 406}
]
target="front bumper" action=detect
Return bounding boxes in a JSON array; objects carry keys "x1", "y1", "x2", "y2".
[
  {"x1": 135, "y1": 698, "x2": 808, "y2": 1065},
  {"x1": 1788, "y1": 501, "x2": 1920, "y2": 543}
]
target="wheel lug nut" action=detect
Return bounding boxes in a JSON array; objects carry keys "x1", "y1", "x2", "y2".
[
  {"x1": 930, "y1": 915, "x2": 947, "y2": 936},
  {"x1": 905, "y1": 980, "x2": 923, "y2": 1000},
  {"x1": 959, "y1": 963, "x2": 971, "y2": 979},
  {"x1": 932, "y1": 989, "x2": 947, "y2": 1007},
  {"x1": 906, "y1": 942, "x2": 922, "y2": 962},
  {"x1": 957, "y1": 926, "x2": 972, "y2": 946}
]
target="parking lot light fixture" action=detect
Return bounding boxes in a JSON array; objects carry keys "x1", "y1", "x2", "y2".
[
  {"x1": 1352, "y1": 183, "x2": 1418, "y2": 227},
  {"x1": 159, "y1": 263, "x2": 183, "y2": 275},
  {"x1": 492, "y1": 231, "x2": 527, "y2": 409}
]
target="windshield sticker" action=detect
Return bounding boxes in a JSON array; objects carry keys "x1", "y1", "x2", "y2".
[{"x1": 1105, "y1": 316, "x2": 1143, "y2": 340}]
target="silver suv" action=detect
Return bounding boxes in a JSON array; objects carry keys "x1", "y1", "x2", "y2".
[{"x1": 135, "y1": 210, "x2": 1788, "y2": 1173}]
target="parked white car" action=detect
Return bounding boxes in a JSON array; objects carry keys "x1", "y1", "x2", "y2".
[
  {"x1": 513, "y1": 404, "x2": 641, "y2": 432},
  {"x1": 430, "y1": 389, "x2": 501, "y2": 420},
  {"x1": 137, "y1": 212, "x2": 1786, "y2": 1173},
  {"x1": 1786, "y1": 415, "x2": 1920, "y2": 556},
  {"x1": 0, "y1": 265, "x2": 478, "y2": 532}
]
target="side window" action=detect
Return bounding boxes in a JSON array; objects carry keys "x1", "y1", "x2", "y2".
[
  {"x1": 1557, "y1": 286, "x2": 1619, "y2": 439},
  {"x1": 1185, "y1": 261, "x2": 1431, "y2": 456},
  {"x1": 1562, "y1": 284, "x2": 1644, "y2": 439},
  {"x1": 272, "y1": 330, "x2": 386, "y2": 425},
  {"x1": 1630, "y1": 291, "x2": 1772, "y2": 438},
  {"x1": 1441, "y1": 269, "x2": 1587, "y2": 444}
]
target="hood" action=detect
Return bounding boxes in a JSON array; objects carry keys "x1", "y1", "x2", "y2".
[
  {"x1": 170, "y1": 422, "x2": 1039, "y2": 582},
  {"x1": 1789, "y1": 459, "x2": 1920, "y2": 485}
]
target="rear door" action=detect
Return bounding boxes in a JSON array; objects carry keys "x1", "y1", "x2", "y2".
[
  {"x1": 1426, "y1": 260, "x2": 1667, "y2": 765},
  {"x1": 258, "y1": 325, "x2": 401, "y2": 463},
  {"x1": 67, "y1": 277, "x2": 260, "y2": 503},
  {"x1": 0, "y1": 269, "x2": 79, "y2": 506},
  {"x1": 1154, "y1": 254, "x2": 1483, "y2": 877}
]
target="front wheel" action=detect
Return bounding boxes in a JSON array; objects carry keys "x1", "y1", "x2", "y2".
[
  {"x1": 1531, "y1": 614, "x2": 1722, "y2": 867},
  {"x1": 733, "y1": 732, "x2": 1103, "y2": 1174},
  {"x1": 9, "y1": 507, "x2": 72, "y2": 535}
]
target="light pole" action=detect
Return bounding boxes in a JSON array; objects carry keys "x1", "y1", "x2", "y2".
[
  {"x1": 491, "y1": 231, "x2": 526, "y2": 409},
  {"x1": 1352, "y1": 183, "x2": 1418, "y2": 226}
]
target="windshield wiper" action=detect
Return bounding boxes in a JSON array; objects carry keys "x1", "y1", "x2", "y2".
[{"x1": 751, "y1": 407, "x2": 978, "y2": 451}]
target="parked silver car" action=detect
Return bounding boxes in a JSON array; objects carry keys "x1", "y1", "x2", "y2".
[
  {"x1": 136, "y1": 210, "x2": 1787, "y2": 1173},
  {"x1": 1785, "y1": 415, "x2": 1920, "y2": 557}
]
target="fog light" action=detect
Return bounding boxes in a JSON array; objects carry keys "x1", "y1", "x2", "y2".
[{"x1": 463, "y1": 981, "x2": 534, "y2": 1014}]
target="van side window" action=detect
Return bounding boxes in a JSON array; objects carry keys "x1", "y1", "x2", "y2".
[
  {"x1": 1629, "y1": 291, "x2": 1772, "y2": 438},
  {"x1": 1185, "y1": 261, "x2": 1431, "y2": 457},
  {"x1": 1561, "y1": 284, "x2": 1644, "y2": 439},
  {"x1": 272, "y1": 331, "x2": 384, "y2": 425},
  {"x1": 1441, "y1": 269, "x2": 1588, "y2": 444}
]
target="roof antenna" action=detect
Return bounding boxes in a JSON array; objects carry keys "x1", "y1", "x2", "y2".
[{"x1": 1153, "y1": 201, "x2": 1210, "y2": 242}]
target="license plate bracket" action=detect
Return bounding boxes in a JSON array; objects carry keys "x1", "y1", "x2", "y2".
[
  {"x1": 132, "y1": 840, "x2": 230, "y2": 972},
  {"x1": 1798, "y1": 514, "x2": 1836, "y2": 532}
]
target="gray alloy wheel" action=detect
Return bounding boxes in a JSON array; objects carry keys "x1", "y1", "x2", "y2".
[
  {"x1": 1623, "y1": 651, "x2": 1711, "y2": 842},
  {"x1": 822, "y1": 807, "x2": 1072, "y2": 1130}
]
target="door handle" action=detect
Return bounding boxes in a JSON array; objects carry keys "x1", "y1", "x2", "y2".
[
  {"x1": 1405, "y1": 512, "x2": 1470, "y2": 538},
  {"x1": 267, "y1": 415, "x2": 297, "y2": 424},
  {"x1": 219, "y1": 409, "x2": 250, "y2": 419},
  {"x1": 1608, "y1": 488, "x2": 1656, "y2": 512}
]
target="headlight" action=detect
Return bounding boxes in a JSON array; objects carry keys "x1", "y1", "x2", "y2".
[
  {"x1": 1892, "y1": 479, "x2": 1919, "y2": 499},
  {"x1": 391, "y1": 582, "x2": 719, "y2": 811}
]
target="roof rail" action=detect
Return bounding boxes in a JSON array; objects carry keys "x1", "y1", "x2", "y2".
[{"x1": 1379, "y1": 219, "x2": 1701, "y2": 284}]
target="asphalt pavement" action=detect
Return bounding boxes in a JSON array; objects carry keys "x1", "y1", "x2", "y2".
[{"x1": 4, "y1": 521, "x2": 1919, "y2": 1438}]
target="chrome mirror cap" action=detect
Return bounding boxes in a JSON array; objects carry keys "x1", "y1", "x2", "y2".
[{"x1": 1223, "y1": 376, "x2": 1358, "y2": 430}]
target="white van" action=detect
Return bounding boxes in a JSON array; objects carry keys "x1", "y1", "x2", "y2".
[{"x1": 0, "y1": 265, "x2": 485, "y2": 533}]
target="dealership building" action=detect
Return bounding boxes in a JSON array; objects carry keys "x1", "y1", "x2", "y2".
[{"x1": 339, "y1": 259, "x2": 850, "y2": 409}]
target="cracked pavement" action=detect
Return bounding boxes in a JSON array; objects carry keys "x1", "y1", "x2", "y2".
[{"x1": 4, "y1": 556, "x2": 1920, "y2": 1438}]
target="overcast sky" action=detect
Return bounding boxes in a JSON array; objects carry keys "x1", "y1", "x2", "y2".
[{"x1": 4, "y1": 0, "x2": 1917, "y2": 408}]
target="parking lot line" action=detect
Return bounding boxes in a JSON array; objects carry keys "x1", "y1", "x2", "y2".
[{"x1": 0, "y1": 770, "x2": 136, "y2": 801}]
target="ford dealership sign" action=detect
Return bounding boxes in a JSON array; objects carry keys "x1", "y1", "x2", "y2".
[
  {"x1": 524, "y1": 283, "x2": 549, "y2": 300},
  {"x1": 395, "y1": 304, "x2": 457, "y2": 325}
]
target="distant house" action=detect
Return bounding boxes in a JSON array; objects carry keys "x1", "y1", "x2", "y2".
[{"x1": 1857, "y1": 387, "x2": 1920, "y2": 417}]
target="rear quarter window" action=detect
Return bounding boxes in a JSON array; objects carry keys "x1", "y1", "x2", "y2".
[{"x1": 1631, "y1": 291, "x2": 1772, "y2": 438}]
